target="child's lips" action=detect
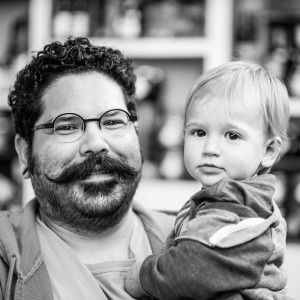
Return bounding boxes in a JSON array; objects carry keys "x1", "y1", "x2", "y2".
[{"x1": 199, "y1": 164, "x2": 223, "y2": 174}]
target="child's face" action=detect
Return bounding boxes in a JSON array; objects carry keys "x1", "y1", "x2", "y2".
[{"x1": 184, "y1": 96, "x2": 272, "y2": 187}]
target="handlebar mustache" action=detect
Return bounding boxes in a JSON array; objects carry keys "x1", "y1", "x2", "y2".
[{"x1": 45, "y1": 154, "x2": 140, "y2": 184}]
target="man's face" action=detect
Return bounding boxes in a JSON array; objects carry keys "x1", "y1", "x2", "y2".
[{"x1": 27, "y1": 72, "x2": 142, "y2": 232}]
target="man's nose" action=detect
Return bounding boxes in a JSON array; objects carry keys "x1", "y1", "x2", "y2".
[{"x1": 79, "y1": 122, "x2": 110, "y2": 156}]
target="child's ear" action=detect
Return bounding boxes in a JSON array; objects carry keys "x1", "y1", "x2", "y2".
[
  {"x1": 261, "y1": 136, "x2": 282, "y2": 169},
  {"x1": 15, "y1": 134, "x2": 30, "y2": 179}
]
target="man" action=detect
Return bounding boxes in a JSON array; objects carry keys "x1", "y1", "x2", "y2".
[{"x1": 0, "y1": 37, "x2": 174, "y2": 300}]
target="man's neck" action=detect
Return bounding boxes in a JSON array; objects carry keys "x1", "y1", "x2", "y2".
[{"x1": 39, "y1": 208, "x2": 136, "y2": 264}]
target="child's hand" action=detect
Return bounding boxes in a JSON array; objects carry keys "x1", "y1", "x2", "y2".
[{"x1": 125, "y1": 262, "x2": 148, "y2": 299}]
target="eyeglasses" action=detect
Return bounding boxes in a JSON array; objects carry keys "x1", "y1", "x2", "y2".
[{"x1": 32, "y1": 109, "x2": 137, "y2": 143}]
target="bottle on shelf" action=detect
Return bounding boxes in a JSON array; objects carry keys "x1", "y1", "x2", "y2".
[
  {"x1": 111, "y1": 0, "x2": 142, "y2": 38},
  {"x1": 53, "y1": 0, "x2": 73, "y2": 39},
  {"x1": 72, "y1": 0, "x2": 90, "y2": 37}
]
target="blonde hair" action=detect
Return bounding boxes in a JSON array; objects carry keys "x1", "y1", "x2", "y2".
[{"x1": 184, "y1": 60, "x2": 290, "y2": 155}]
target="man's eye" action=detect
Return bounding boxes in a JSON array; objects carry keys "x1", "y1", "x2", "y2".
[
  {"x1": 55, "y1": 124, "x2": 81, "y2": 134},
  {"x1": 225, "y1": 132, "x2": 240, "y2": 140},
  {"x1": 192, "y1": 129, "x2": 206, "y2": 137},
  {"x1": 102, "y1": 119, "x2": 126, "y2": 128}
]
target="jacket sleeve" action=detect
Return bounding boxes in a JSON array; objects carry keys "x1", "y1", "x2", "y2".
[{"x1": 126, "y1": 204, "x2": 274, "y2": 300}]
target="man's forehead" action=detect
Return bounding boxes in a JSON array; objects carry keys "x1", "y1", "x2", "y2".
[{"x1": 39, "y1": 73, "x2": 127, "y2": 120}]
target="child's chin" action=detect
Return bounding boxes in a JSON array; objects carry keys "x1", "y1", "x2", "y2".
[{"x1": 201, "y1": 175, "x2": 227, "y2": 188}]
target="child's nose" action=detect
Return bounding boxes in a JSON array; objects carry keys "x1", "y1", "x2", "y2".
[{"x1": 203, "y1": 137, "x2": 221, "y2": 156}]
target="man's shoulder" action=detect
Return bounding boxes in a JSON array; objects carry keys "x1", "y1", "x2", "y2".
[
  {"x1": 0, "y1": 199, "x2": 38, "y2": 232},
  {"x1": 148, "y1": 209, "x2": 175, "y2": 237},
  {"x1": 132, "y1": 201, "x2": 175, "y2": 240}
]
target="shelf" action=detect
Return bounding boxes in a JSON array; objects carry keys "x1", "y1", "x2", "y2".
[
  {"x1": 89, "y1": 37, "x2": 211, "y2": 59},
  {"x1": 29, "y1": 0, "x2": 233, "y2": 70}
]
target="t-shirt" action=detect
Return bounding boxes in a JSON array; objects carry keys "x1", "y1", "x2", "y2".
[{"x1": 36, "y1": 212, "x2": 152, "y2": 300}]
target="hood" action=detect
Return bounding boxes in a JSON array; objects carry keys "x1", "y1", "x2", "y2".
[
  {"x1": 0, "y1": 211, "x2": 20, "y2": 267},
  {"x1": 0, "y1": 199, "x2": 41, "y2": 275},
  {"x1": 191, "y1": 174, "x2": 276, "y2": 219}
]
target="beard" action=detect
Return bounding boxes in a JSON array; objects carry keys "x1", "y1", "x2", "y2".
[{"x1": 28, "y1": 152, "x2": 142, "y2": 233}]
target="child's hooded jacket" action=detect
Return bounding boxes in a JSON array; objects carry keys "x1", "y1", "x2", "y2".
[{"x1": 126, "y1": 174, "x2": 293, "y2": 300}]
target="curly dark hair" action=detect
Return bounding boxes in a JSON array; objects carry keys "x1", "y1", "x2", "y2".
[{"x1": 8, "y1": 37, "x2": 137, "y2": 145}]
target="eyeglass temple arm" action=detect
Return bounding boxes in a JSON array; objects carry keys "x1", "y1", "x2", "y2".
[{"x1": 32, "y1": 123, "x2": 54, "y2": 131}]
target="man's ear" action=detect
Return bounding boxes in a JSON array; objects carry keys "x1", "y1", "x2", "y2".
[
  {"x1": 261, "y1": 136, "x2": 282, "y2": 169},
  {"x1": 15, "y1": 134, "x2": 30, "y2": 179}
]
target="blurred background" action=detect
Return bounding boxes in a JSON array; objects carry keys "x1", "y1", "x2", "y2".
[{"x1": 0, "y1": 1, "x2": 299, "y2": 297}]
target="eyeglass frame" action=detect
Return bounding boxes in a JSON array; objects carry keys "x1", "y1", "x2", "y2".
[{"x1": 32, "y1": 108, "x2": 138, "y2": 142}]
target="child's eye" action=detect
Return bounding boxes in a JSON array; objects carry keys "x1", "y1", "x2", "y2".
[
  {"x1": 225, "y1": 132, "x2": 240, "y2": 140},
  {"x1": 192, "y1": 129, "x2": 206, "y2": 137}
]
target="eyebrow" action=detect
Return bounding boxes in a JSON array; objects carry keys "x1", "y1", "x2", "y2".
[
  {"x1": 185, "y1": 121, "x2": 204, "y2": 128},
  {"x1": 103, "y1": 110, "x2": 121, "y2": 117},
  {"x1": 185, "y1": 121, "x2": 247, "y2": 131},
  {"x1": 58, "y1": 115, "x2": 80, "y2": 121},
  {"x1": 43, "y1": 114, "x2": 77, "y2": 123}
]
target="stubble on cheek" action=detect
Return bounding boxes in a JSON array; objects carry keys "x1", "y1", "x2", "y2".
[{"x1": 28, "y1": 144, "x2": 67, "y2": 177}]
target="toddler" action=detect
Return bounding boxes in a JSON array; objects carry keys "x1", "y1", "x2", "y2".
[{"x1": 126, "y1": 61, "x2": 293, "y2": 299}]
